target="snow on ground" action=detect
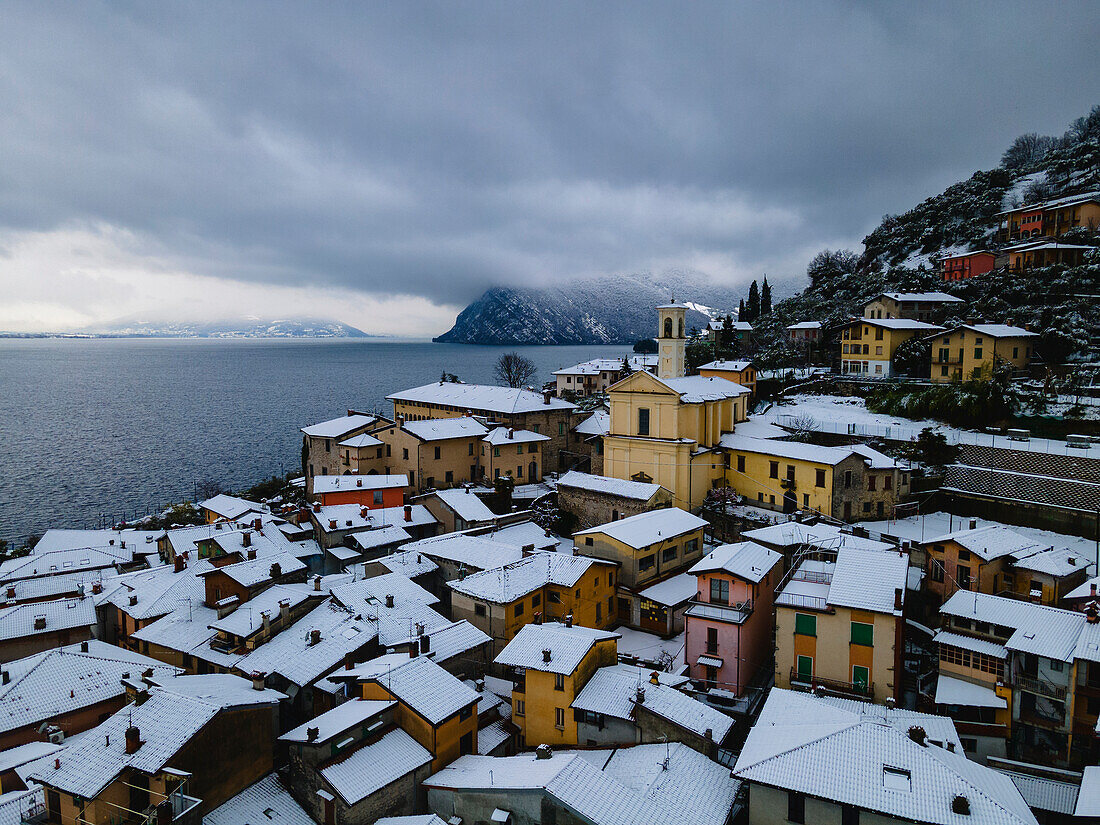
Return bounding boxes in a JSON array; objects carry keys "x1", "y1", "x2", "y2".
[
  {"x1": 860, "y1": 512, "x2": 1098, "y2": 576},
  {"x1": 765, "y1": 394, "x2": 1100, "y2": 458},
  {"x1": 614, "y1": 627, "x2": 685, "y2": 670}
]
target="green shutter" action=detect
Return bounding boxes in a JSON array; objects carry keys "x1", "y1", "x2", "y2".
[
  {"x1": 850, "y1": 622, "x2": 874, "y2": 646},
  {"x1": 794, "y1": 613, "x2": 816, "y2": 637},
  {"x1": 852, "y1": 665, "x2": 870, "y2": 690},
  {"x1": 796, "y1": 655, "x2": 813, "y2": 679}
]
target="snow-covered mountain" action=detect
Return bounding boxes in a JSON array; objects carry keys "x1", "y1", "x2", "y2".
[
  {"x1": 80, "y1": 316, "x2": 371, "y2": 339},
  {"x1": 434, "y1": 272, "x2": 737, "y2": 345}
]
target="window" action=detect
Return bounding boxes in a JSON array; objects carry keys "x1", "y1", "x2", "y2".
[
  {"x1": 844, "y1": 471, "x2": 852, "y2": 488},
  {"x1": 532, "y1": 424, "x2": 539, "y2": 433},
  {"x1": 445, "y1": 470, "x2": 454, "y2": 483},
  {"x1": 515, "y1": 699, "x2": 525, "y2": 716},
  {"x1": 638, "y1": 554, "x2": 655, "y2": 572},
  {"x1": 460, "y1": 731, "x2": 473, "y2": 755},
  {"x1": 554, "y1": 673, "x2": 565, "y2": 691},
  {"x1": 558, "y1": 422, "x2": 565, "y2": 436},
  {"x1": 796, "y1": 655, "x2": 813, "y2": 679},
  {"x1": 929, "y1": 560, "x2": 944, "y2": 583},
  {"x1": 325, "y1": 439, "x2": 331, "y2": 452},
  {"x1": 958, "y1": 549, "x2": 970, "y2": 561},
  {"x1": 638, "y1": 408, "x2": 650, "y2": 436},
  {"x1": 704, "y1": 577, "x2": 729, "y2": 605},
  {"x1": 737, "y1": 455, "x2": 745, "y2": 473},
  {"x1": 815, "y1": 469, "x2": 825, "y2": 487},
  {"x1": 684, "y1": 538, "x2": 698, "y2": 555},
  {"x1": 867, "y1": 475, "x2": 876, "y2": 491},
  {"x1": 883, "y1": 474, "x2": 892, "y2": 491},
  {"x1": 786, "y1": 464, "x2": 795, "y2": 481},
  {"x1": 402, "y1": 448, "x2": 409, "y2": 460},
  {"x1": 1050, "y1": 659, "x2": 1063, "y2": 672},
  {"x1": 662, "y1": 545, "x2": 678, "y2": 562},
  {"x1": 787, "y1": 792, "x2": 805, "y2": 824},
  {"x1": 974, "y1": 348, "x2": 983, "y2": 360},
  {"x1": 794, "y1": 613, "x2": 816, "y2": 637},
  {"x1": 852, "y1": 665, "x2": 870, "y2": 692},
  {"x1": 459, "y1": 705, "x2": 473, "y2": 722},
  {"x1": 514, "y1": 601, "x2": 524, "y2": 617},
  {"x1": 531, "y1": 593, "x2": 541, "y2": 608},
  {"x1": 516, "y1": 444, "x2": 523, "y2": 455},
  {"x1": 493, "y1": 447, "x2": 500, "y2": 457},
  {"x1": 851, "y1": 621, "x2": 873, "y2": 646},
  {"x1": 595, "y1": 603, "x2": 601, "y2": 621},
  {"x1": 468, "y1": 443, "x2": 474, "y2": 455},
  {"x1": 528, "y1": 443, "x2": 538, "y2": 453},
  {"x1": 555, "y1": 707, "x2": 566, "y2": 729},
  {"x1": 769, "y1": 461, "x2": 779, "y2": 479},
  {"x1": 803, "y1": 493, "x2": 809, "y2": 506},
  {"x1": 548, "y1": 592, "x2": 561, "y2": 604},
  {"x1": 433, "y1": 446, "x2": 441, "y2": 460},
  {"x1": 706, "y1": 626, "x2": 719, "y2": 654},
  {"x1": 474, "y1": 603, "x2": 487, "y2": 617},
  {"x1": 957, "y1": 566, "x2": 971, "y2": 589},
  {"x1": 373, "y1": 490, "x2": 383, "y2": 505}
]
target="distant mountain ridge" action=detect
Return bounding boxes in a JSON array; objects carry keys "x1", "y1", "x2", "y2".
[
  {"x1": 2, "y1": 317, "x2": 371, "y2": 339},
  {"x1": 434, "y1": 272, "x2": 738, "y2": 345}
]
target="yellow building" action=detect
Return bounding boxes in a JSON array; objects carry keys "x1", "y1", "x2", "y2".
[
  {"x1": 774, "y1": 547, "x2": 909, "y2": 704},
  {"x1": 929, "y1": 324, "x2": 1038, "y2": 383},
  {"x1": 383, "y1": 416, "x2": 489, "y2": 491},
  {"x1": 861, "y1": 292, "x2": 964, "y2": 322},
  {"x1": 656, "y1": 303, "x2": 688, "y2": 380},
  {"x1": 723, "y1": 434, "x2": 908, "y2": 521},
  {"x1": 998, "y1": 190, "x2": 1100, "y2": 242},
  {"x1": 697, "y1": 359, "x2": 756, "y2": 397},
  {"x1": 449, "y1": 553, "x2": 618, "y2": 653},
  {"x1": 574, "y1": 507, "x2": 706, "y2": 591},
  {"x1": 840, "y1": 317, "x2": 941, "y2": 378},
  {"x1": 494, "y1": 621, "x2": 620, "y2": 748},
  {"x1": 480, "y1": 426, "x2": 549, "y2": 483}
]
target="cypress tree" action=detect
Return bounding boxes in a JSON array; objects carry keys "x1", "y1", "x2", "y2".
[
  {"x1": 746, "y1": 279, "x2": 760, "y2": 322},
  {"x1": 761, "y1": 276, "x2": 772, "y2": 315}
]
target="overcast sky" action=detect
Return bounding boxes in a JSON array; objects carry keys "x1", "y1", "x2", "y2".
[{"x1": 0, "y1": 2, "x2": 1096, "y2": 335}]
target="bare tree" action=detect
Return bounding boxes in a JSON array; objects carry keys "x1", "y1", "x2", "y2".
[
  {"x1": 494, "y1": 352, "x2": 538, "y2": 388},
  {"x1": 788, "y1": 414, "x2": 819, "y2": 441}
]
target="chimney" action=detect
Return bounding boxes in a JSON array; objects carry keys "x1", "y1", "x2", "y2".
[
  {"x1": 92, "y1": 582, "x2": 103, "y2": 595},
  {"x1": 254, "y1": 518, "x2": 262, "y2": 530},
  {"x1": 125, "y1": 726, "x2": 142, "y2": 755},
  {"x1": 313, "y1": 575, "x2": 322, "y2": 592},
  {"x1": 533, "y1": 612, "x2": 543, "y2": 625},
  {"x1": 251, "y1": 672, "x2": 266, "y2": 691},
  {"x1": 1, "y1": 671, "x2": 8, "y2": 685},
  {"x1": 635, "y1": 686, "x2": 645, "y2": 704},
  {"x1": 1086, "y1": 604, "x2": 1099, "y2": 624},
  {"x1": 1091, "y1": 583, "x2": 1097, "y2": 596},
  {"x1": 261, "y1": 610, "x2": 271, "y2": 631},
  {"x1": 403, "y1": 505, "x2": 412, "y2": 522},
  {"x1": 907, "y1": 726, "x2": 927, "y2": 746},
  {"x1": 306, "y1": 726, "x2": 319, "y2": 742},
  {"x1": 946, "y1": 741, "x2": 956, "y2": 752},
  {"x1": 969, "y1": 519, "x2": 977, "y2": 530},
  {"x1": 565, "y1": 613, "x2": 573, "y2": 628},
  {"x1": 270, "y1": 562, "x2": 282, "y2": 579},
  {"x1": 650, "y1": 671, "x2": 660, "y2": 685},
  {"x1": 535, "y1": 744, "x2": 553, "y2": 760},
  {"x1": 344, "y1": 653, "x2": 355, "y2": 670},
  {"x1": 420, "y1": 634, "x2": 430, "y2": 654},
  {"x1": 885, "y1": 697, "x2": 896, "y2": 709},
  {"x1": 522, "y1": 544, "x2": 535, "y2": 556},
  {"x1": 242, "y1": 531, "x2": 252, "y2": 547},
  {"x1": 173, "y1": 554, "x2": 186, "y2": 573},
  {"x1": 80, "y1": 641, "x2": 89, "y2": 653},
  {"x1": 542, "y1": 648, "x2": 552, "y2": 663},
  {"x1": 356, "y1": 478, "x2": 362, "y2": 487},
  {"x1": 134, "y1": 688, "x2": 150, "y2": 706},
  {"x1": 360, "y1": 507, "x2": 370, "y2": 519},
  {"x1": 475, "y1": 679, "x2": 485, "y2": 692},
  {"x1": 128, "y1": 594, "x2": 138, "y2": 606},
  {"x1": 543, "y1": 390, "x2": 551, "y2": 405},
  {"x1": 952, "y1": 795, "x2": 970, "y2": 816},
  {"x1": 312, "y1": 502, "x2": 321, "y2": 512},
  {"x1": 33, "y1": 616, "x2": 46, "y2": 630},
  {"x1": 247, "y1": 548, "x2": 257, "y2": 561},
  {"x1": 310, "y1": 629, "x2": 321, "y2": 645},
  {"x1": 328, "y1": 519, "x2": 337, "y2": 530},
  {"x1": 894, "y1": 588, "x2": 903, "y2": 611},
  {"x1": 507, "y1": 428, "x2": 514, "y2": 440},
  {"x1": 4, "y1": 586, "x2": 14, "y2": 599},
  {"x1": 279, "y1": 599, "x2": 291, "y2": 622}
]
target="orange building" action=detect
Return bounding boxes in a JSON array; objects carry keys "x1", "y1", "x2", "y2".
[
  {"x1": 942, "y1": 251, "x2": 996, "y2": 282},
  {"x1": 311, "y1": 474, "x2": 407, "y2": 508}
]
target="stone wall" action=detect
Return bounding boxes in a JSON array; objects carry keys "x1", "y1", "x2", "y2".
[{"x1": 557, "y1": 485, "x2": 669, "y2": 531}]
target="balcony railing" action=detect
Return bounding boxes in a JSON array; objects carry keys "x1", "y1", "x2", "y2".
[
  {"x1": 776, "y1": 593, "x2": 831, "y2": 611},
  {"x1": 790, "y1": 668, "x2": 874, "y2": 698},
  {"x1": 1014, "y1": 673, "x2": 1066, "y2": 701}
]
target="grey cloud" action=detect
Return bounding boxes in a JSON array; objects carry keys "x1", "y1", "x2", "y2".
[{"x1": 0, "y1": 1, "x2": 1096, "y2": 312}]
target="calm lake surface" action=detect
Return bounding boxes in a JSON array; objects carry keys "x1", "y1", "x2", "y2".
[{"x1": 0, "y1": 338, "x2": 630, "y2": 542}]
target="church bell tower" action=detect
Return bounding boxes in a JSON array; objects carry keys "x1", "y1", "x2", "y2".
[{"x1": 656, "y1": 301, "x2": 687, "y2": 380}]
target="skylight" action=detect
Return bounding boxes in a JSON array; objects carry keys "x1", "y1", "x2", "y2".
[{"x1": 883, "y1": 765, "x2": 911, "y2": 792}]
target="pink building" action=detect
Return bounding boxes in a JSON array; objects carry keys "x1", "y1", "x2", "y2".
[{"x1": 685, "y1": 541, "x2": 783, "y2": 695}]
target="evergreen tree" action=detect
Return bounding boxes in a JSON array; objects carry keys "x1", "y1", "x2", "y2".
[
  {"x1": 737, "y1": 299, "x2": 746, "y2": 321},
  {"x1": 761, "y1": 276, "x2": 772, "y2": 315},
  {"x1": 746, "y1": 280, "x2": 760, "y2": 322}
]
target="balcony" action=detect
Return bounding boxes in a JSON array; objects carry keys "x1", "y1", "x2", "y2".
[
  {"x1": 790, "y1": 668, "x2": 874, "y2": 699},
  {"x1": 23, "y1": 792, "x2": 202, "y2": 825},
  {"x1": 685, "y1": 599, "x2": 753, "y2": 625},
  {"x1": 1014, "y1": 673, "x2": 1067, "y2": 701}
]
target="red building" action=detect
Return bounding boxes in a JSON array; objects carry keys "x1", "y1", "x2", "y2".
[
  {"x1": 942, "y1": 251, "x2": 996, "y2": 282},
  {"x1": 311, "y1": 474, "x2": 408, "y2": 508}
]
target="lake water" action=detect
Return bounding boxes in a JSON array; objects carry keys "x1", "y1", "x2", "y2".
[{"x1": 0, "y1": 338, "x2": 630, "y2": 543}]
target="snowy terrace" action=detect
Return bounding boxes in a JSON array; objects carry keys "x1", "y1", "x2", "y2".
[
  {"x1": 774, "y1": 560, "x2": 834, "y2": 612},
  {"x1": 765, "y1": 394, "x2": 1100, "y2": 458}
]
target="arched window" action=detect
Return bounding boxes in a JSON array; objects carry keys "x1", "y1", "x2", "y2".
[
  {"x1": 664, "y1": 317, "x2": 673, "y2": 338},
  {"x1": 678, "y1": 319, "x2": 684, "y2": 338}
]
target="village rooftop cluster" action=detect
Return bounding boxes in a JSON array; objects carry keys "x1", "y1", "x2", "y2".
[{"x1": 1, "y1": 301, "x2": 1099, "y2": 824}]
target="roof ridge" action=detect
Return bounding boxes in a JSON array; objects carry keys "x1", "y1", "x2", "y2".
[{"x1": 738, "y1": 717, "x2": 861, "y2": 770}]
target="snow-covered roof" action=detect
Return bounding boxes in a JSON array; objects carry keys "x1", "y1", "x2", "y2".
[
  {"x1": 574, "y1": 409, "x2": 610, "y2": 437},
  {"x1": 311, "y1": 474, "x2": 408, "y2": 494},
  {"x1": 337, "y1": 432, "x2": 383, "y2": 449},
  {"x1": 388, "y1": 383, "x2": 575, "y2": 413},
  {"x1": 698, "y1": 359, "x2": 753, "y2": 372},
  {"x1": 375, "y1": 817, "x2": 447, "y2": 825},
  {"x1": 30, "y1": 528, "x2": 162, "y2": 557},
  {"x1": 935, "y1": 673, "x2": 1006, "y2": 709},
  {"x1": 657, "y1": 374, "x2": 751, "y2": 402},
  {"x1": 556, "y1": 471, "x2": 663, "y2": 501},
  {"x1": 199, "y1": 493, "x2": 266, "y2": 520},
  {"x1": 330, "y1": 571, "x2": 439, "y2": 610},
  {"x1": 689, "y1": 541, "x2": 782, "y2": 583},
  {"x1": 572, "y1": 665, "x2": 732, "y2": 743},
  {"x1": 553, "y1": 358, "x2": 630, "y2": 376},
  {"x1": 313, "y1": 503, "x2": 438, "y2": 534},
  {"x1": 942, "y1": 249, "x2": 995, "y2": 260},
  {"x1": 1066, "y1": 575, "x2": 1100, "y2": 601},
  {"x1": 320, "y1": 727, "x2": 432, "y2": 805},
  {"x1": 427, "y1": 487, "x2": 498, "y2": 523},
  {"x1": 1000, "y1": 188, "x2": 1100, "y2": 214},
  {"x1": 337, "y1": 653, "x2": 480, "y2": 725},
  {"x1": 101, "y1": 561, "x2": 211, "y2": 621},
  {"x1": 301, "y1": 413, "x2": 378, "y2": 438},
  {"x1": 0, "y1": 641, "x2": 182, "y2": 735},
  {"x1": 719, "y1": 434, "x2": 899, "y2": 469},
  {"x1": 450, "y1": 554, "x2": 612, "y2": 604},
  {"x1": 923, "y1": 524, "x2": 1042, "y2": 561},
  {"x1": 199, "y1": 550, "x2": 306, "y2": 588},
  {"x1": 31, "y1": 679, "x2": 283, "y2": 799},
  {"x1": 734, "y1": 689, "x2": 1034, "y2": 825},
  {"x1": 940, "y1": 591, "x2": 1088, "y2": 663},
  {"x1": 574, "y1": 507, "x2": 707, "y2": 550},
  {"x1": 483, "y1": 426, "x2": 550, "y2": 445},
  {"x1": 495, "y1": 621, "x2": 620, "y2": 675},
  {"x1": 279, "y1": 699, "x2": 395, "y2": 744},
  {"x1": 368, "y1": 548, "x2": 438, "y2": 578},
  {"x1": 1076, "y1": 766, "x2": 1100, "y2": 818},
  {"x1": 0, "y1": 546, "x2": 136, "y2": 582},
  {"x1": 998, "y1": 770, "x2": 1081, "y2": 817},
  {"x1": 848, "y1": 317, "x2": 943, "y2": 331},
  {"x1": 827, "y1": 547, "x2": 909, "y2": 615},
  {"x1": 1011, "y1": 545, "x2": 1088, "y2": 577},
  {"x1": 130, "y1": 601, "x2": 244, "y2": 670},
  {"x1": 486, "y1": 520, "x2": 564, "y2": 553},
  {"x1": 419, "y1": 619, "x2": 491, "y2": 662},
  {"x1": 786, "y1": 321, "x2": 822, "y2": 329},
  {"x1": 932, "y1": 629, "x2": 1007, "y2": 659},
  {"x1": 877, "y1": 292, "x2": 965, "y2": 303},
  {"x1": 0, "y1": 597, "x2": 96, "y2": 641},
  {"x1": 741, "y1": 521, "x2": 894, "y2": 551},
  {"x1": 403, "y1": 533, "x2": 524, "y2": 570},
  {"x1": 204, "y1": 773, "x2": 315, "y2": 825},
  {"x1": 207, "y1": 584, "x2": 316, "y2": 639},
  {"x1": 349, "y1": 524, "x2": 413, "y2": 551},
  {"x1": 403, "y1": 417, "x2": 490, "y2": 441},
  {"x1": 636, "y1": 572, "x2": 698, "y2": 606},
  {"x1": 947, "y1": 323, "x2": 1038, "y2": 338}
]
